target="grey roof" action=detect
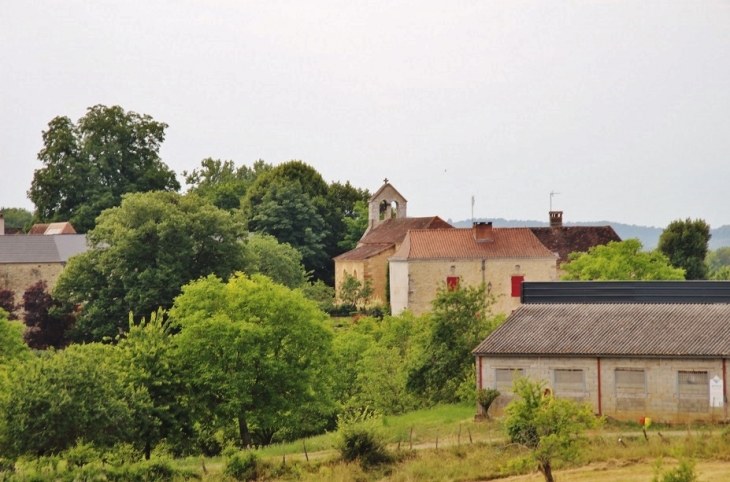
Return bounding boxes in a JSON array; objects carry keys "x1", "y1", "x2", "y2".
[
  {"x1": 473, "y1": 303, "x2": 730, "y2": 358},
  {"x1": 0, "y1": 235, "x2": 88, "y2": 263}
]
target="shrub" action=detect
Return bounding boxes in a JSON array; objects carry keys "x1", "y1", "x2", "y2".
[
  {"x1": 224, "y1": 452, "x2": 260, "y2": 481},
  {"x1": 336, "y1": 421, "x2": 392, "y2": 468},
  {"x1": 652, "y1": 458, "x2": 698, "y2": 482},
  {"x1": 476, "y1": 388, "x2": 500, "y2": 417}
]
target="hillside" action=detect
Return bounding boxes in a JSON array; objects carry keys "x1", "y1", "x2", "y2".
[{"x1": 448, "y1": 218, "x2": 730, "y2": 250}]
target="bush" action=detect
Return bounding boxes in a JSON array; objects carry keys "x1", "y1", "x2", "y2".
[
  {"x1": 652, "y1": 458, "x2": 698, "y2": 482},
  {"x1": 224, "y1": 452, "x2": 260, "y2": 481},
  {"x1": 336, "y1": 421, "x2": 392, "y2": 468},
  {"x1": 105, "y1": 458, "x2": 199, "y2": 482},
  {"x1": 476, "y1": 388, "x2": 500, "y2": 417}
]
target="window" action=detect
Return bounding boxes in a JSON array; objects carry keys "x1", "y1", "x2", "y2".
[
  {"x1": 678, "y1": 371, "x2": 708, "y2": 399},
  {"x1": 511, "y1": 276, "x2": 524, "y2": 297},
  {"x1": 446, "y1": 276, "x2": 459, "y2": 291},
  {"x1": 615, "y1": 369, "x2": 646, "y2": 397},
  {"x1": 554, "y1": 369, "x2": 585, "y2": 395},
  {"x1": 495, "y1": 368, "x2": 525, "y2": 391}
]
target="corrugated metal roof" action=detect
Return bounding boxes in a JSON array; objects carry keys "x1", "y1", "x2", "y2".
[
  {"x1": 358, "y1": 216, "x2": 452, "y2": 245},
  {"x1": 522, "y1": 281, "x2": 730, "y2": 304},
  {"x1": 392, "y1": 228, "x2": 558, "y2": 260},
  {"x1": 0, "y1": 235, "x2": 88, "y2": 263},
  {"x1": 333, "y1": 243, "x2": 393, "y2": 261},
  {"x1": 473, "y1": 303, "x2": 730, "y2": 357}
]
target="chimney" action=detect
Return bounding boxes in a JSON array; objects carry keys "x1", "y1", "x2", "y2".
[
  {"x1": 549, "y1": 211, "x2": 563, "y2": 228},
  {"x1": 473, "y1": 221, "x2": 493, "y2": 242},
  {"x1": 0, "y1": 214, "x2": 4, "y2": 236}
]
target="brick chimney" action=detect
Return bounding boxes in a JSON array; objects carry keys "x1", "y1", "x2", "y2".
[
  {"x1": 549, "y1": 211, "x2": 563, "y2": 228},
  {"x1": 473, "y1": 221, "x2": 493, "y2": 242},
  {"x1": 0, "y1": 214, "x2": 4, "y2": 236}
]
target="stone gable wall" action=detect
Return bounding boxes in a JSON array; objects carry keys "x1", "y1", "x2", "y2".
[{"x1": 0, "y1": 262, "x2": 65, "y2": 307}]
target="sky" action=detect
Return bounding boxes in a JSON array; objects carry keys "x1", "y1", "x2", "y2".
[{"x1": 2, "y1": 1, "x2": 729, "y2": 228}]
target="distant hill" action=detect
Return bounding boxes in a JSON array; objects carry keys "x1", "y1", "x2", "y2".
[{"x1": 448, "y1": 218, "x2": 730, "y2": 251}]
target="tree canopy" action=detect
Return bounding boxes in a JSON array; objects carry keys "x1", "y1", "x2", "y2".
[
  {"x1": 183, "y1": 158, "x2": 272, "y2": 211},
  {"x1": 561, "y1": 239, "x2": 685, "y2": 280},
  {"x1": 658, "y1": 218, "x2": 711, "y2": 280},
  {"x1": 28, "y1": 105, "x2": 179, "y2": 232},
  {"x1": 54, "y1": 191, "x2": 247, "y2": 342},
  {"x1": 171, "y1": 274, "x2": 335, "y2": 447},
  {"x1": 0, "y1": 207, "x2": 32, "y2": 229}
]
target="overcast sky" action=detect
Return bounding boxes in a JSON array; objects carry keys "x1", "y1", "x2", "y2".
[{"x1": 2, "y1": 1, "x2": 729, "y2": 228}]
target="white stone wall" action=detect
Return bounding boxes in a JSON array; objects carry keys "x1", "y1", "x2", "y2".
[
  {"x1": 477, "y1": 355, "x2": 727, "y2": 424},
  {"x1": 389, "y1": 259, "x2": 410, "y2": 314}
]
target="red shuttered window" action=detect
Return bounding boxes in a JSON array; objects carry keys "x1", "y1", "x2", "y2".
[
  {"x1": 511, "y1": 276, "x2": 524, "y2": 297},
  {"x1": 446, "y1": 276, "x2": 459, "y2": 291}
]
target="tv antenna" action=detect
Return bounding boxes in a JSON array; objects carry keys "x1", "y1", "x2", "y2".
[
  {"x1": 471, "y1": 195, "x2": 475, "y2": 223},
  {"x1": 550, "y1": 191, "x2": 560, "y2": 211}
]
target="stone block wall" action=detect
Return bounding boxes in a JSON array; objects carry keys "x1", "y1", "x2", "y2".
[
  {"x1": 477, "y1": 355, "x2": 726, "y2": 424},
  {"x1": 0, "y1": 263, "x2": 65, "y2": 307}
]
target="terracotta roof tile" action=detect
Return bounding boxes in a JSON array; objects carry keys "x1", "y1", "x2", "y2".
[
  {"x1": 392, "y1": 228, "x2": 558, "y2": 260},
  {"x1": 333, "y1": 243, "x2": 393, "y2": 261},
  {"x1": 359, "y1": 216, "x2": 452, "y2": 245},
  {"x1": 473, "y1": 303, "x2": 730, "y2": 357},
  {"x1": 530, "y1": 226, "x2": 621, "y2": 265}
]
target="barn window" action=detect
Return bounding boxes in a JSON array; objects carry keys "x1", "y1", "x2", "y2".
[
  {"x1": 446, "y1": 276, "x2": 459, "y2": 291},
  {"x1": 495, "y1": 368, "x2": 525, "y2": 391},
  {"x1": 615, "y1": 369, "x2": 646, "y2": 397},
  {"x1": 511, "y1": 276, "x2": 524, "y2": 297},
  {"x1": 678, "y1": 371, "x2": 708, "y2": 399},
  {"x1": 554, "y1": 369, "x2": 585, "y2": 395}
]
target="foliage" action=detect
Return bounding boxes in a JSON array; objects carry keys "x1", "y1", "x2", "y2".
[
  {"x1": 652, "y1": 457, "x2": 698, "y2": 482},
  {"x1": 338, "y1": 273, "x2": 374, "y2": 311},
  {"x1": 710, "y1": 266, "x2": 730, "y2": 280},
  {"x1": 0, "y1": 288, "x2": 18, "y2": 321},
  {"x1": 54, "y1": 191, "x2": 247, "y2": 342},
  {"x1": 505, "y1": 377, "x2": 601, "y2": 482},
  {"x1": 299, "y1": 280, "x2": 335, "y2": 313},
  {"x1": 407, "y1": 283, "x2": 503, "y2": 405},
  {"x1": 337, "y1": 200, "x2": 369, "y2": 251},
  {"x1": 658, "y1": 218, "x2": 711, "y2": 280},
  {"x1": 336, "y1": 416, "x2": 392, "y2": 468},
  {"x1": 0, "y1": 207, "x2": 32, "y2": 229},
  {"x1": 0, "y1": 343, "x2": 148, "y2": 456},
  {"x1": 562, "y1": 239, "x2": 685, "y2": 280},
  {"x1": 183, "y1": 158, "x2": 272, "y2": 211},
  {"x1": 0, "y1": 309, "x2": 30, "y2": 367},
  {"x1": 476, "y1": 388, "x2": 500, "y2": 417},
  {"x1": 22, "y1": 280, "x2": 73, "y2": 350},
  {"x1": 244, "y1": 233, "x2": 309, "y2": 288},
  {"x1": 28, "y1": 105, "x2": 179, "y2": 233},
  {"x1": 116, "y1": 310, "x2": 193, "y2": 458},
  {"x1": 706, "y1": 246, "x2": 730, "y2": 271},
  {"x1": 172, "y1": 274, "x2": 335, "y2": 448},
  {"x1": 224, "y1": 452, "x2": 261, "y2": 481}
]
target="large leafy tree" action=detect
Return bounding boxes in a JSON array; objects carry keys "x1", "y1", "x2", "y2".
[
  {"x1": 172, "y1": 274, "x2": 335, "y2": 448},
  {"x1": 0, "y1": 207, "x2": 32, "y2": 229},
  {"x1": 28, "y1": 105, "x2": 179, "y2": 232},
  {"x1": 183, "y1": 158, "x2": 272, "y2": 211},
  {"x1": 561, "y1": 239, "x2": 685, "y2": 280},
  {"x1": 658, "y1": 218, "x2": 711, "y2": 280},
  {"x1": 54, "y1": 191, "x2": 247, "y2": 342},
  {"x1": 22, "y1": 280, "x2": 73, "y2": 350},
  {"x1": 244, "y1": 233, "x2": 309, "y2": 289},
  {"x1": 406, "y1": 283, "x2": 503, "y2": 405}
]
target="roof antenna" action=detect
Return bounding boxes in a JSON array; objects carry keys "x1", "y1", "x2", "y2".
[
  {"x1": 471, "y1": 195, "x2": 475, "y2": 223},
  {"x1": 550, "y1": 191, "x2": 560, "y2": 211}
]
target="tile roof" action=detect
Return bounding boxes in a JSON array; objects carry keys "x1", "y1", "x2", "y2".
[
  {"x1": 358, "y1": 216, "x2": 452, "y2": 245},
  {"x1": 530, "y1": 226, "x2": 621, "y2": 265},
  {"x1": 391, "y1": 228, "x2": 558, "y2": 260},
  {"x1": 333, "y1": 243, "x2": 393, "y2": 261},
  {"x1": 473, "y1": 303, "x2": 730, "y2": 357},
  {"x1": 0, "y1": 235, "x2": 88, "y2": 263}
]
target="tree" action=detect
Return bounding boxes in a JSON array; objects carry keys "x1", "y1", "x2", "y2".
[
  {"x1": 22, "y1": 280, "x2": 73, "y2": 349},
  {"x1": 0, "y1": 343, "x2": 146, "y2": 456},
  {"x1": 561, "y1": 239, "x2": 685, "y2": 280},
  {"x1": 658, "y1": 218, "x2": 711, "y2": 280},
  {"x1": 0, "y1": 288, "x2": 18, "y2": 321},
  {"x1": 172, "y1": 274, "x2": 335, "y2": 448},
  {"x1": 183, "y1": 158, "x2": 272, "y2": 211},
  {"x1": 0, "y1": 308, "x2": 31, "y2": 367},
  {"x1": 54, "y1": 191, "x2": 247, "y2": 342},
  {"x1": 28, "y1": 105, "x2": 179, "y2": 232},
  {"x1": 407, "y1": 283, "x2": 503, "y2": 404},
  {"x1": 337, "y1": 273, "x2": 374, "y2": 311},
  {"x1": 247, "y1": 180, "x2": 329, "y2": 279},
  {"x1": 338, "y1": 200, "x2": 369, "y2": 251},
  {"x1": 706, "y1": 247, "x2": 730, "y2": 272},
  {"x1": 0, "y1": 207, "x2": 32, "y2": 229},
  {"x1": 244, "y1": 233, "x2": 309, "y2": 289},
  {"x1": 505, "y1": 377, "x2": 600, "y2": 482}
]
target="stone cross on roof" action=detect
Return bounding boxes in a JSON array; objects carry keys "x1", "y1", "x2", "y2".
[{"x1": 383, "y1": 178, "x2": 389, "y2": 184}]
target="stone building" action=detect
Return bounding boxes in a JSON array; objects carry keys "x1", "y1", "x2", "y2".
[
  {"x1": 0, "y1": 230, "x2": 88, "y2": 306},
  {"x1": 473, "y1": 281, "x2": 730, "y2": 424},
  {"x1": 334, "y1": 181, "x2": 451, "y2": 304},
  {"x1": 389, "y1": 222, "x2": 559, "y2": 316}
]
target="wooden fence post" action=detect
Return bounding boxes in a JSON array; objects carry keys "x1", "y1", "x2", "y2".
[
  {"x1": 468, "y1": 427, "x2": 473, "y2": 444},
  {"x1": 435, "y1": 429, "x2": 439, "y2": 451},
  {"x1": 282, "y1": 441, "x2": 286, "y2": 465},
  {"x1": 303, "y1": 439, "x2": 309, "y2": 462},
  {"x1": 409, "y1": 427, "x2": 413, "y2": 450},
  {"x1": 458, "y1": 424, "x2": 461, "y2": 446}
]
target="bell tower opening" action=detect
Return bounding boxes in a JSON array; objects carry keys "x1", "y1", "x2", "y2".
[{"x1": 366, "y1": 179, "x2": 408, "y2": 232}]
